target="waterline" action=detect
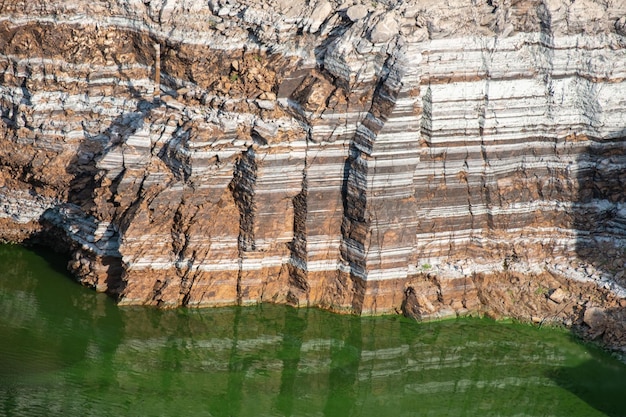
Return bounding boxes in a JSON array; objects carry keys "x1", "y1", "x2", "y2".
[{"x1": 1, "y1": 244, "x2": 625, "y2": 417}]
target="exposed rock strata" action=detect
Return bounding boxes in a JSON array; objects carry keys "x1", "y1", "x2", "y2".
[{"x1": 1, "y1": 0, "x2": 626, "y2": 350}]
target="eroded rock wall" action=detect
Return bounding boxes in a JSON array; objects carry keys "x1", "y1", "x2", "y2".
[{"x1": 1, "y1": 0, "x2": 626, "y2": 335}]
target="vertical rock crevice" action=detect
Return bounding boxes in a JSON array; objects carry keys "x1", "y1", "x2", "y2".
[
  {"x1": 287, "y1": 134, "x2": 310, "y2": 306},
  {"x1": 231, "y1": 147, "x2": 258, "y2": 253},
  {"x1": 229, "y1": 146, "x2": 258, "y2": 303},
  {"x1": 338, "y1": 44, "x2": 421, "y2": 314},
  {"x1": 287, "y1": 186, "x2": 310, "y2": 306}
]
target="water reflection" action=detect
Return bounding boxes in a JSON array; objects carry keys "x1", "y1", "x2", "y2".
[
  {"x1": 274, "y1": 307, "x2": 306, "y2": 417},
  {"x1": 2, "y1": 245, "x2": 626, "y2": 416},
  {"x1": 548, "y1": 333, "x2": 626, "y2": 417},
  {"x1": 323, "y1": 315, "x2": 361, "y2": 417},
  {"x1": 225, "y1": 307, "x2": 244, "y2": 417}
]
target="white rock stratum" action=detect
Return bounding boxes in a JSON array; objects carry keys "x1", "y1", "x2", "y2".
[{"x1": 1, "y1": 0, "x2": 626, "y2": 349}]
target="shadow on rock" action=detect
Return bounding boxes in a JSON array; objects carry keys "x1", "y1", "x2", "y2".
[{"x1": 575, "y1": 132, "x2": 626, "y2": 296}]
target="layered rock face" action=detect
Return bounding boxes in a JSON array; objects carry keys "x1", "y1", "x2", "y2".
[{"x1": 2, "y1": 0, "x2": 626, "y2": 330}]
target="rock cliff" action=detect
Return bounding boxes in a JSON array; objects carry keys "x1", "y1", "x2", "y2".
[{"x1": 2, "y1": 0, "x2": 626, "y2": 346}]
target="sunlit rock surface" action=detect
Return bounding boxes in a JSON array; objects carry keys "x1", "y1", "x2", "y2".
[{"x1": 1, "y1": 0, "x2": 626, "y2": 331}]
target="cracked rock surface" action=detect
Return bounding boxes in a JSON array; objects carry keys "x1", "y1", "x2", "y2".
[{"x1": 1, "y1": 0, "x2": 626, "y2": 353}]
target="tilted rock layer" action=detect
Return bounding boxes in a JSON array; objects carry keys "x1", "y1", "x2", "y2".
[{"x1": 2, "y1": 0, "x2": 626, "y2": 347}]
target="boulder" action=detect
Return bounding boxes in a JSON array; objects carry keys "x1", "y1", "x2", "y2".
[
  {"x1": 346, "y1": 5, "x2": 368, "y2": 22},
  {"x1": 308, "y1": 0, "x2": 333, "y2": 33},
  {"x1": 583, "y1": 306, "x2": 607, "y2": 331},
  {"x1": 369, "y1": 14, "x2": 399, "y2": 43},
  {"x1": 548, "y1": 288, "x2": 566, "y2": 304}
]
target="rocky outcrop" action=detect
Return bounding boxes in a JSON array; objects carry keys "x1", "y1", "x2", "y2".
[{"x1": 1, "y1": 0, "x2": 626, "y2": 349}]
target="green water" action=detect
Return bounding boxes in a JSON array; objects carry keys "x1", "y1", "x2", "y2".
[{"x1": 1, "y1": 245, "x2": 626, "y2": 417}]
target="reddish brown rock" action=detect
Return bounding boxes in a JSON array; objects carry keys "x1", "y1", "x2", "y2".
[{"x1": 0, "y1": 0, "x2": 626, "y2": 354}]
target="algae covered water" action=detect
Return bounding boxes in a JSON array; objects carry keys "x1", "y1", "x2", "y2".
[{"x1": 1, "y1": 245, "x2": 626, "y2": 417}]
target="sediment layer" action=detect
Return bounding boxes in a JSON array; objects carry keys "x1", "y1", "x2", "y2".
[{"x1": 1, "y1": 0, "x2": 626, "y2": 349}]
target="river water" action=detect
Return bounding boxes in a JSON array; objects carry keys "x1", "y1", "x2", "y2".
[{"x1": 1, "y1": 244, "x2": 625, "y2": 417}]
